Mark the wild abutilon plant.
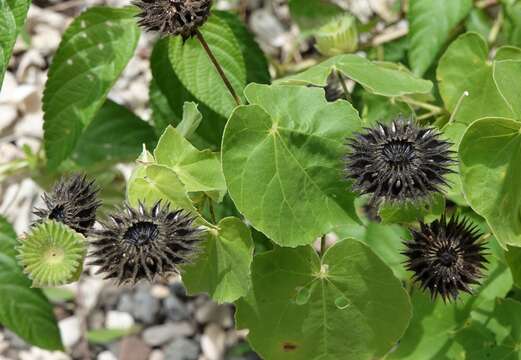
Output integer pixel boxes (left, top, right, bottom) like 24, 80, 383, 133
133, 0, 241, 106
89, 201, 202, 285
33, 174, 101, 236
17, 220, 87, 287
344, 117, 454, 204
402, 215, 488, 302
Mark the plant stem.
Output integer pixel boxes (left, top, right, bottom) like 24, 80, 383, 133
417, 109, 443, 122
476, 0, 498, 8
448, 91, 469, 124
195, 30, 241, 107
489, 7, 503, 44
398, 96, 443, 113
320, 235, 327, 258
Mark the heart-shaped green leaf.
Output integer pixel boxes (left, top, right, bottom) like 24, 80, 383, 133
459, 117, 521, 248
236, 239, 411, 360
437, 33, 521, 125
182, 217, 254, 303
222, 84, 361, 247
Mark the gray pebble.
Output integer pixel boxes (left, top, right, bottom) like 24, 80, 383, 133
164, 296, 191, 322
163, 338, 200, 360
133, 290, 160, 324
143, 322, 195, 347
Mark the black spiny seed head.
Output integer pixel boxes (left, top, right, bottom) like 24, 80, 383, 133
402, 215, 488, 302
89, 201, 203, 285
133, 0, 212, 40
344, 117, 455, 204
33, 174, 101, 236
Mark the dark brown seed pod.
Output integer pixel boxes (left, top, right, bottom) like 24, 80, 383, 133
33, 174, 101, 236
89, 201, 203, 285
344, 117, 455, 204
402, 215, 488, 302
133, 0, 213, 40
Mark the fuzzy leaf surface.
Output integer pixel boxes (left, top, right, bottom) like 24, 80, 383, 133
182, 217, 254, 303
358, 223, 410, 281
407, 0, 472, 76
43, 6, 140, 169
235, 239, 411, 360
437, 33, 520, 125
169, 13, 245, 118
150, 38, 225, 149
154, 126, 226, 201
222, 84, 361, 247
127, 163, 198, 216
176, 102, 203, 139
379, 194, 445, 225
453, 298, 521, 359
0, 217, 63, 350
459, 118, 521, 248
0, 0, 30, 88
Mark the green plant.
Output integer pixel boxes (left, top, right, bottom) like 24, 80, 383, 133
2, 0, 521, 358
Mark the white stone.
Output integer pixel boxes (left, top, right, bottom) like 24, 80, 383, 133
0, 104, 17, 131
58, 316, 81, 348
201, 324, 226, 360
27, 6, 69, 30
19, 348, 70, 360
80, 277, 104, 311
149, 350, 165, 360
14, 112, 44, 138
105, 311, 135, 330
32, 24, 62, 55
0, 72, 17, 103
97, 350, 117, 360
151, 285, 170, 299
15, 50, 46, 83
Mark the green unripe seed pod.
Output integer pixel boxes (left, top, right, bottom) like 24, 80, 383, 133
315, 15, 358, 56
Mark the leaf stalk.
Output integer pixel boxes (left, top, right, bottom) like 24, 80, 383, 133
195, 30, 241, 107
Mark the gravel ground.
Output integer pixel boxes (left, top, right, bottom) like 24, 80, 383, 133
0, 0, 389, 359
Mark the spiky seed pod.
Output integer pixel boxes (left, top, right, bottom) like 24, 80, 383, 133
89, 201, 203, 285
133, 0, 213, 40
17, 220, 87, 287
402, 215, 488, 302
33, 174, 101, 236
344, 117, 455, 203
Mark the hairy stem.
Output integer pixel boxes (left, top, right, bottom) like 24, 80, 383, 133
196, 30, 241, 107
